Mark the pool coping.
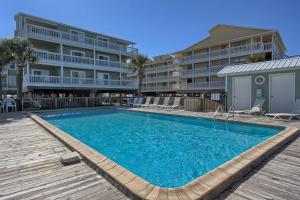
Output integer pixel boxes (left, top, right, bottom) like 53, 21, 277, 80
29, 109, 300, 200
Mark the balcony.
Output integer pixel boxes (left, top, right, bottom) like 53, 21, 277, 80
180, 42, 272, 64
143, 76, 180, 83
182, 81, 225, 90
181, 66, 225, 78
33, 49, 130, 72
142, 85, 180, 92
144, 64, 179, 74
24, 75, 137, 90
26, 24, 137, 56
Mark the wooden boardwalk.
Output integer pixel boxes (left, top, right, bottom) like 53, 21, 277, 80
217, 136, 300, 200
0, 113, 128, 200
0, 111, 299, 200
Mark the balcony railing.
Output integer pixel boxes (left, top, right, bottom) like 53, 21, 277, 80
182, 81, 225, 90
24, 75, 137, 89
180, 42, 272, 64
27, 24, 137, 56
144, 64, 179, 73
181, 65, 225, 77
142, 85, 180, 92
33, 49, 129, 71
143, 75, 180, 83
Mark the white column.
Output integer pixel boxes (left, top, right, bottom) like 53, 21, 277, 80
60, 43, 63, 84
192, 49, 195, 85
228, 42, 231, 65
119, 54, 122, 82
250, 37, 253, 56
271, 32, 275, 60
93, 45, 96, 85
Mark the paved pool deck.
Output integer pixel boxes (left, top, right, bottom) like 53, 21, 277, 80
0, 109, 299, 200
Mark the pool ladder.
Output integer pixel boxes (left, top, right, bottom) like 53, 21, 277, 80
226, 107, 235, 122
213, 105, 224, 121
214, 106, 235, 122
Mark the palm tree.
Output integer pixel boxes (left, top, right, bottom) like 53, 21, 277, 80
0, 39, 14, 99
247, 54, 266, 63
8, 38, 37, 98
128, 54, 149, 96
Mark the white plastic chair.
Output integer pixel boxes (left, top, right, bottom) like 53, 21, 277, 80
4, 98, 17, 112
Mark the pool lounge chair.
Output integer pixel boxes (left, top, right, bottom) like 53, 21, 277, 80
0, 100, 4, 112
140, 97, 152, 108
162, 97, 181, 110
142, 97, 158, 108
265, 99, 300, 121
132, 97, 144, 107
232, 98, 265, 115
147, 97, 161, 109
4, 97, 17, 112
157, 97, 170, 109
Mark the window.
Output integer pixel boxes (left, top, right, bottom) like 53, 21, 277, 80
206, 76, 210, 82
32, 69, 49, 76
97, 54, 109, 61
97, 36, 109, 43
70, 50, 85, 57
71, 70, 85, 78
187, 78, 193, 84
233, 57, 246, 64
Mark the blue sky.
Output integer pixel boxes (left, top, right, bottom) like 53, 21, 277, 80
1, 0, 299, 57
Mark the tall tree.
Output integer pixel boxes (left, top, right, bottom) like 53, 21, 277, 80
0, 39, 14, 99
129, 54, 149, 96
8, 38, 37, 98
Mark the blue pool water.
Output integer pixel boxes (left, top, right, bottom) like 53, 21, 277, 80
41, 109, 281, 188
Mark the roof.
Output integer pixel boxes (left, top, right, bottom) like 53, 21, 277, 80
218, 57, 300, 77
174, 24, 286, 54
15, 12, 135, 45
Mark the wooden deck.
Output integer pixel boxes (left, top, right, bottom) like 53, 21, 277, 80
0, 113, 128, 200
0, 111, 300, 200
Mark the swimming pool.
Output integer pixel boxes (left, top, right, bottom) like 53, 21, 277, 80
41, 109, 281, 188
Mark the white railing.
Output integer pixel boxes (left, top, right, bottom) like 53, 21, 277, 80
144, 64, 179, 73
184, 81, 225, 90
25, 75, 137, 89
33, 49, 128, 70
142, 85, 179, 92
180, 42, 273, 63
143, 76, 180, 83
181, 65, 225, 77
27, 24, 137, 55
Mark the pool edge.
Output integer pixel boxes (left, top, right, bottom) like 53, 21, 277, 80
29, 112, 300, 200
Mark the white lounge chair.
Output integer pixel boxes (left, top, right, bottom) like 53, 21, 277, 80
0, 100, 4, 112
162, 97, 181, 110
157, 97, 170, 109
142, 97, 158, 108
232, 98, 265, 115
140, 97, 152, 108
132, 97, 144, 107
265, 99, 300, 121
147, 97, 161, 109
4, 97, 17, 112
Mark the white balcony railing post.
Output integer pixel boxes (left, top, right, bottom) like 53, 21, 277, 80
27, 24, 137, 55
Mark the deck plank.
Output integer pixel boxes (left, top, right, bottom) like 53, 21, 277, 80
0, 113, 128, 200
1, 111, 300, 200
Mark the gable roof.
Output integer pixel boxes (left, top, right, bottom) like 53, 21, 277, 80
177, 24, 285, 53
218, 57, 300, 77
